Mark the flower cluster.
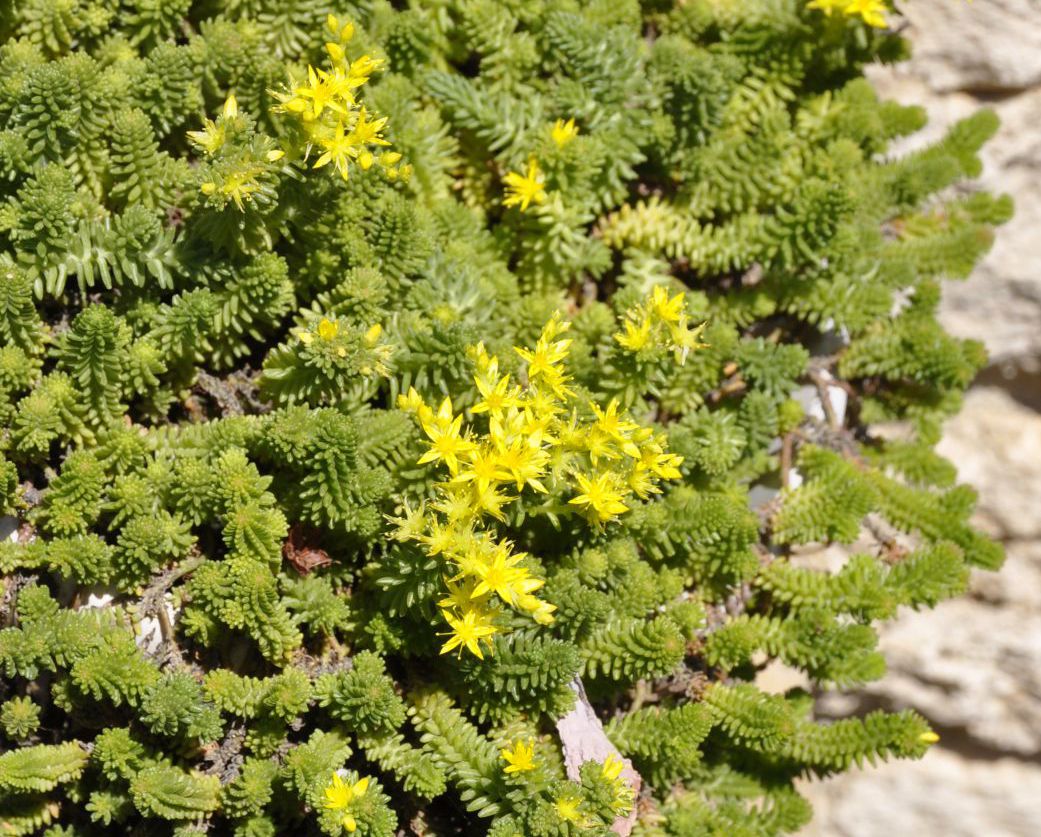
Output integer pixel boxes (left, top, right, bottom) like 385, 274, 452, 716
614, 285, 708, 363
323, 771, 371, 833
272, 16, 409, 181
552, 755, 635, 828
188, 94, 284, 211
295, 316, 393, 378
807, 0, 889, 28
395, 309, 687, 659
601, 753, 635, 817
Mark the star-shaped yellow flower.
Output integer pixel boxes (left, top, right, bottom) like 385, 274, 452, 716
500, 739, 537, 774
502, 158, 547, 212
439, 607, 498, 658
551, 117, 579, 148
323, 772, 370, 833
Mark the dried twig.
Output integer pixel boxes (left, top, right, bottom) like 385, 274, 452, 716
139, 553, 206, 666
556, 677, 646, 836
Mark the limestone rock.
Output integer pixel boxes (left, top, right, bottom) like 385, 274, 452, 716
893, 0, 1041, 93
867, 4, 1041, 367
800, 9, 1041, 835
938, 87, 1041, 367
828, 598, 1041, 756
799, 746, 1041, 837
936, 386, 1041, 541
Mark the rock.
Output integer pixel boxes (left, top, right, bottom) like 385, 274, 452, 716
867, 5, 1041, 368
937, 386, 1041, 542
860, 76, 1041, 367
938, 87, 1041, 368
799, 746, 1041, 837
800, 9, 1041, 835
892, 0, 1041, 93
969, 540, 1041, 610
817, 597, 1041, 757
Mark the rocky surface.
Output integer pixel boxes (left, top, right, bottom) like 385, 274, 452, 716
865, 1, 1041, 368
801, 5, 1041, 833
801, 746, 1041, 837
802, 388, 1041, 835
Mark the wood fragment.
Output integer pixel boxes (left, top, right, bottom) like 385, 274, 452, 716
556, 677, 642, 836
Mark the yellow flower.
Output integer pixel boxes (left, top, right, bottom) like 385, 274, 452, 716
502, 158, 547, 212
437, 576, 481, 611
591, 399, 640, 456
601, 754, 634, 815
554, 792, 585, 824
200, 165, 265, 211
516, 592, 557, 625
323, 772, 370, 833
515, 332, 571, 383
808, 0, 888, 27
470, 482, 513, 521
421, 519, 461, 558
418, 397, 474, 475
640, 444, 684, 480
294, 64, 353, 119
569, 472, 630, 524
453, 445, 507, 494
843, 0, 888, 27
351, 106, 390, 147
470, 544, 540, 605
431, 485, 478, 525
615, 316, 651, 351
346, 55, 386, 89
472, 372, 522, 416
670, 317, 709, 364
649, 285, 686, 325
439, 607, 498, 658
601, 753, 624, 783
317, 318, 339, 341
399, 306, 683, 655
264, 17, 405, 191
313, 118, 361, 180
551, 117, 579, 148
500, 739, 537, 774
188, 123, 224, 155
397, 386, 431, 419
613, 287, 707, 363
363, 323, 382, 345
493, 437, 549, 493
920, 730, 940, 744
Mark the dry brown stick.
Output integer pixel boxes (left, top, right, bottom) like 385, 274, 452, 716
808, 370, 840, 429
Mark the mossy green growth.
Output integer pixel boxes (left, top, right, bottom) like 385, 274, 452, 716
0, 1, 1007, 835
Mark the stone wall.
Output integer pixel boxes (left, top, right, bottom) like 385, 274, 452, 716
800, 3, 1041, 834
